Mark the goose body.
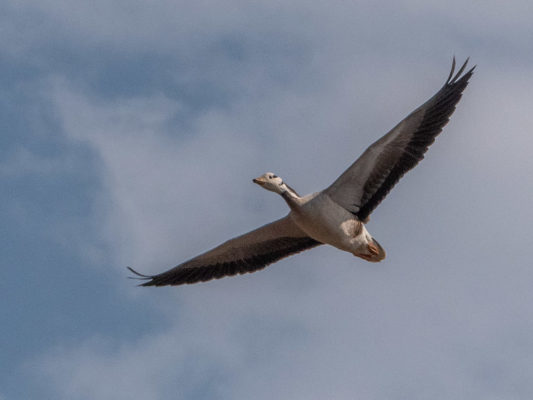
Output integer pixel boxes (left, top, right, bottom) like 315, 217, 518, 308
283, 191, 382, 261
129, 58, 474, 287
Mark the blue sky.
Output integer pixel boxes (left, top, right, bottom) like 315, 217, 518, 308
2, 1, 533, 399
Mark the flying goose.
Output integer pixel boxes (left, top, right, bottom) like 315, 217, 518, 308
129, 58, 474, 287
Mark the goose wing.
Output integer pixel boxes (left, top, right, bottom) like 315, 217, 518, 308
325, 58, 475, 222
128, 216, 321, 286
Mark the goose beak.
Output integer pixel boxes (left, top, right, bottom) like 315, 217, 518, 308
253, 177, 266, 186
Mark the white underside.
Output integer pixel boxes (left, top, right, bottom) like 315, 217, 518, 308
288, 192, 376, 256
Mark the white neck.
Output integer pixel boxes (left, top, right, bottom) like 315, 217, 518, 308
280, 183, 302, 209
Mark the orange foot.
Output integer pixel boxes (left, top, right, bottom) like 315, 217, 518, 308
367, 242, 379, 256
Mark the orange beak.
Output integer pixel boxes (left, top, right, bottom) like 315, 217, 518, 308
253, 177, 266, 186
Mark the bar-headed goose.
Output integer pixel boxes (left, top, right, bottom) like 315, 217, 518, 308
129, 58, 474, 287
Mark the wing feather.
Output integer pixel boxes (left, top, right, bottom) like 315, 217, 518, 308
128, 216, 321, 286
325, 58, 475, 221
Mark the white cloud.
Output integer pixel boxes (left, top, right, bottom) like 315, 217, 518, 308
37, 61, 533, 399
0, 147, 64, 177
4, 0, 533, 69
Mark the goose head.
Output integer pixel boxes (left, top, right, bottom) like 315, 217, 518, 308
253, 172, 285, 194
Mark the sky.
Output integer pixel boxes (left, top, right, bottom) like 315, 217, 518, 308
2, 1, 533, 399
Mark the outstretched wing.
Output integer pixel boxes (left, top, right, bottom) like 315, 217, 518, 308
325, 58, 475, 222
128, 216, 321, 286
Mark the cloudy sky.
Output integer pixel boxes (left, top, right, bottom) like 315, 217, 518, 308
2, 1, 533, 399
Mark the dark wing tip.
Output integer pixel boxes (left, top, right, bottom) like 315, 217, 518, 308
446, 56, 456, 84
446, 57, 475, 85
126, 266, 157, 286
127, 266, 152, 278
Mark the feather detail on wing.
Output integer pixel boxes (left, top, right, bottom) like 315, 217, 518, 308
325, 57, 475, 222
127, 216, 321, 286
